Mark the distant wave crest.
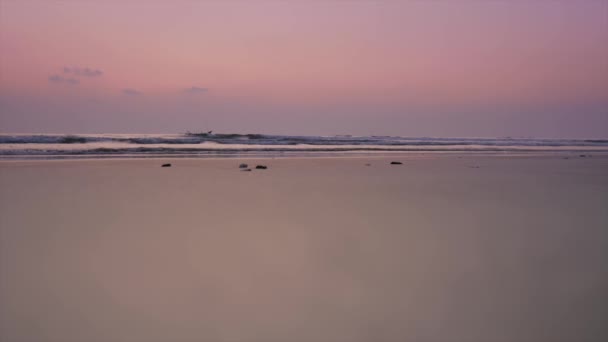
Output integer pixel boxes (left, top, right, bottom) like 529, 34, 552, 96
1, 133, 607, 157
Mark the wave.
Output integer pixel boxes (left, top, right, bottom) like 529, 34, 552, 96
1, 133, 608, 157
2, 133, 608, 146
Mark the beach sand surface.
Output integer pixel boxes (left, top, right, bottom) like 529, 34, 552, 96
1, 155, 607, 342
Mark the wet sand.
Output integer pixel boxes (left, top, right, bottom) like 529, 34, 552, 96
1, 154, 607, 342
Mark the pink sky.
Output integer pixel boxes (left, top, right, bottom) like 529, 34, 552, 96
1, 0, 607, 137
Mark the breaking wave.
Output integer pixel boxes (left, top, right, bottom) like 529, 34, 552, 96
1, 133, 607, 158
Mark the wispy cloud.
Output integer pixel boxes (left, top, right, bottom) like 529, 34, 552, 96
122, 88, 142, 96
48, 75, 79, 85
63, 67, 103, 77
184, 86, 209, 94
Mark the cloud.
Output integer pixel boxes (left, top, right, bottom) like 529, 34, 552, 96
63, 67, 103, 77
122, 88, 142, 96
184, 86, 209, 94
48, 75, 79, 85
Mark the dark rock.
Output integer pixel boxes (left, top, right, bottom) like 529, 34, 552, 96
390, 161, 403, 165
255, 165, 268, 169
580, 154, 587, 157
365, 163, 371, 166
161, 163, 172, 167
241, 168, 252, 172
239, 163, 248, 168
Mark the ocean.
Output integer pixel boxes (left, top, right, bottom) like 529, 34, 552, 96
1, 133, 607, 158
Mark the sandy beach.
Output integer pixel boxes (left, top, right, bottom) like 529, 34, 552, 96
1, 154, 607, 342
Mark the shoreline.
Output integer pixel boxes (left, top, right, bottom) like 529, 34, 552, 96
2, 150, 608, 162
2, 133, 608, 160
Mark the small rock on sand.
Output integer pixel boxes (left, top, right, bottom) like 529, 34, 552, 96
580, 155, 587, 158
161, 163, 172, 167
390, 161, 403, 165
239, 163, 248, 168
255, 165, 268, 169
365, 163, 371, 166
241, 168, 252, 172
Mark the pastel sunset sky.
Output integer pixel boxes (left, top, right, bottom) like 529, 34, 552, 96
1, 0, 607, 138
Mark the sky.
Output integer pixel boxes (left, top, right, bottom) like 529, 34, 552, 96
1, 0, 607, 138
